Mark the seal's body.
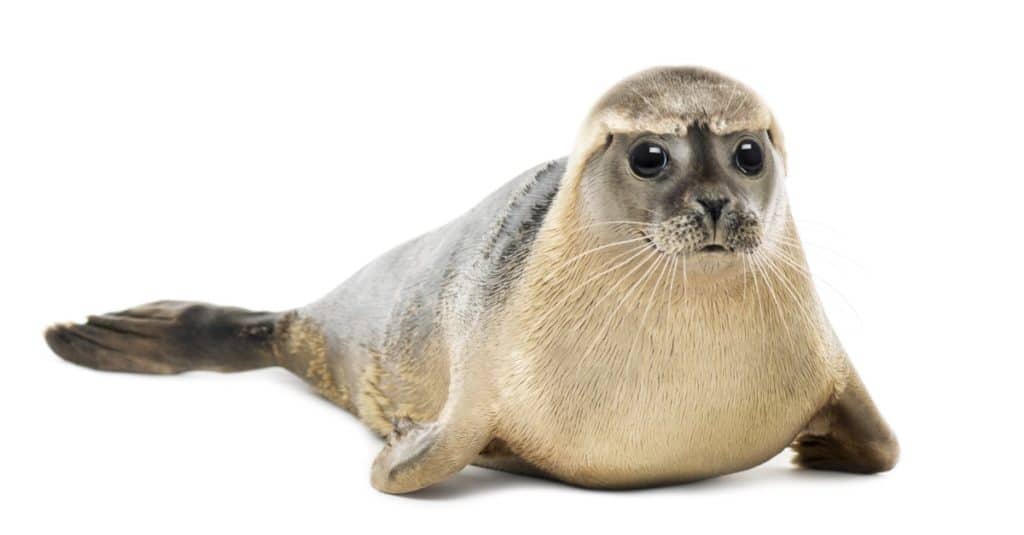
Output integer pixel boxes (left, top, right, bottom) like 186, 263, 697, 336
46, 67, 898, 493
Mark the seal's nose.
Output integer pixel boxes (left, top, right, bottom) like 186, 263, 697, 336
696, 198, 729, 224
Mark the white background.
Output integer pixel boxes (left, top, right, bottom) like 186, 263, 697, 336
2, 1, 1021, 533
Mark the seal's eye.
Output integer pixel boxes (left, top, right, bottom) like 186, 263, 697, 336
734, 139, 764, 176
629, 142, 669, 179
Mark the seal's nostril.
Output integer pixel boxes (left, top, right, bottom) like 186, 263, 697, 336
697, 198, 729, 223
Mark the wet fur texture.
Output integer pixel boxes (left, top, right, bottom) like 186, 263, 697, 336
45, 66, 897, 493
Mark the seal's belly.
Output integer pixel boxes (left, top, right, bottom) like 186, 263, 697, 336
500, 343, 832, 487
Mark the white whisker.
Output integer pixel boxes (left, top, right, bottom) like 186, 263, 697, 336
574, 249, 660, 321
626, 255, 671, 358
579, 251, 663, 363
546, 236, 650, 277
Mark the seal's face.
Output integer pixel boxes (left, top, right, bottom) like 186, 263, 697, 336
582, 124, 784, 274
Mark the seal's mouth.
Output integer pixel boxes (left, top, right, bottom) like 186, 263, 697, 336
642, 234, 735, 256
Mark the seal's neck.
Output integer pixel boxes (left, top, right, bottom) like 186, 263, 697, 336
515, 194, 826, 356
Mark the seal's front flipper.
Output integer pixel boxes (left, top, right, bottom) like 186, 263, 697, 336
370, 416, 494, 494
791, 368, 899, 474
370, 348, 497, 494
45, 301, 282, 374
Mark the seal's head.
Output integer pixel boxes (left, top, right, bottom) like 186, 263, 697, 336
565, 67, 789, 276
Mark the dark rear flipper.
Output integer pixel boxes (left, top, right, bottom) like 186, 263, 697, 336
45, 301, 284, 374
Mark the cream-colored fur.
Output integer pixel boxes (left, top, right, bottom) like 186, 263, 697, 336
376, 67, 827, 488
488, 67, 841, 482
495, 209, 844, 486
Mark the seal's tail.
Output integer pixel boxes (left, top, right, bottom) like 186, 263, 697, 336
44, 301, 287, 374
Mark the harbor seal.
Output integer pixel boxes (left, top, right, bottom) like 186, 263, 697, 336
45, 66, 898, 493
